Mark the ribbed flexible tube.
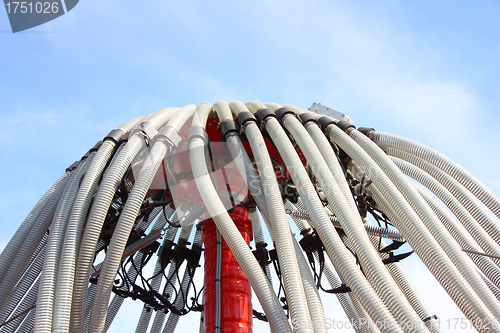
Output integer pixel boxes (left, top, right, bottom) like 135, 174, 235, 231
150, 222, 193, 333
389, 155, 500, 264
218, 100, 314, 332
245, 100, 402, 333
0, 277, 40, 332
413, 184, 500, 289
330, 127, 498, 331
351, 130, 500, 319
162, 229, 203, 333
0, 235, 46, 325
247, 211, 273, 283
54, 121, 140, 333
88, 105, 196, 333
372, 131, 500, 219
383, 146, 500, 246
189, 102, 291, 333
35, 155, 96, 332
0, 173, 67, 284
0, 163, 71, 309
362, 218, 441, 333
273, 107, 423, 332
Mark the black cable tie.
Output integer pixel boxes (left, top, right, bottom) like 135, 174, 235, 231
298, 112, 317, 127
255, 108, 277, 129
218, 120, 239, 141
188, 126, 209, 145
423, 315, 438, 323
335, 120, 356, 132
275, 107, 295, 124
156, 125, 183, 149
104, 129, 125, 144
317, 116, 337, 133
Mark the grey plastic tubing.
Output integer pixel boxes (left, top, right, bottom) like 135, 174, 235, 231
245, 101, 403, 333
42, 117, 141, 333
135, 206, 177, 333
349, 130, 500, 320
34, 154, 98, 332
267, 102, 424, 332
229, 101, 325, 332
383, 146, 500, 247
87, 105, 196, 333
393, 156, 500, 273
0, 163, 72, 310
69, 109, 177, 332
325, 123, 500, 331
286, 199, 371, 333
371, 131, 500, 220
0, 172, 67, 285
223, 100, 315, 332
189, 102, 292, 333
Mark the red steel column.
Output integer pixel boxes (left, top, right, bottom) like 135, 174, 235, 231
201, 206, 253, 333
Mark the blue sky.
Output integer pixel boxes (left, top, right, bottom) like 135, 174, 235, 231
1, 1, 499, 332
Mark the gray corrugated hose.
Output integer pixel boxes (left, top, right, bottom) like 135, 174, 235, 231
245, 100, 403, 333
327, 125, 499, 331
189, 102, 292, 333
349, 129, 500, 320
371, 131, 500, 220
88, 105, 196, 333
221, 100, 315, 332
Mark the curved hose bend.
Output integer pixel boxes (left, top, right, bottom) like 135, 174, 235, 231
372, 131, 500, 219
190, 102, 292, 333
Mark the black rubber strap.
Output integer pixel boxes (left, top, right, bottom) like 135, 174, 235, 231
317, 116, 336, 132
299, 112, 317, 126
188, 126, 209, 145
219, 120, 239, 141
157, 125, 183, 149
104, 129, 125, 144
335, 120, 356, 132
275, 107, 295, 124
255, 108, 277, 128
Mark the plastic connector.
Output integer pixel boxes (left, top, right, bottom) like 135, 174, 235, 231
188, 126, 209, 145
236, 111, 257, 127
275, 107, 295, 124
156, 125, 183, 149
317, 116, 336, 132
335, 120, 356, 132
357, 127, 375, 138
138, 121, 159, 141
104, 129, 125, 144
219, 120, 239, 141
255, 108, 277, 128
298, 112, 317, 127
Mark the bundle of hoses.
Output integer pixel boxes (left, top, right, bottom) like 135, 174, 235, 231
0, 100, 498, 333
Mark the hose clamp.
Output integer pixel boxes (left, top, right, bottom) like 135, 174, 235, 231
335, 120, 356, 132
298, 112, 318, 127
218, 120, 239, 141
157, 125, 183, 149
130, 121, 159, 146
255, 108, 277, 130
188, 126, 209, 145
357, 127, 375, 139
317, 116, 337, 133
66, 160, 80, 172
103, 128, 125, 144
275, 107, 296, 124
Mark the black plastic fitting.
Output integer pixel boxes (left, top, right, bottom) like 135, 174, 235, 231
335, 120, 356, 132
255, 108, 277, 128
104, 129, 125, 144
357, 127, 375, 137
188, 126, 209, 145
236, 111, 257, 127
298, 112, 317, 127
275, 107, 295, 124
219, 120, 239, 141
317, 116, 336, 132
